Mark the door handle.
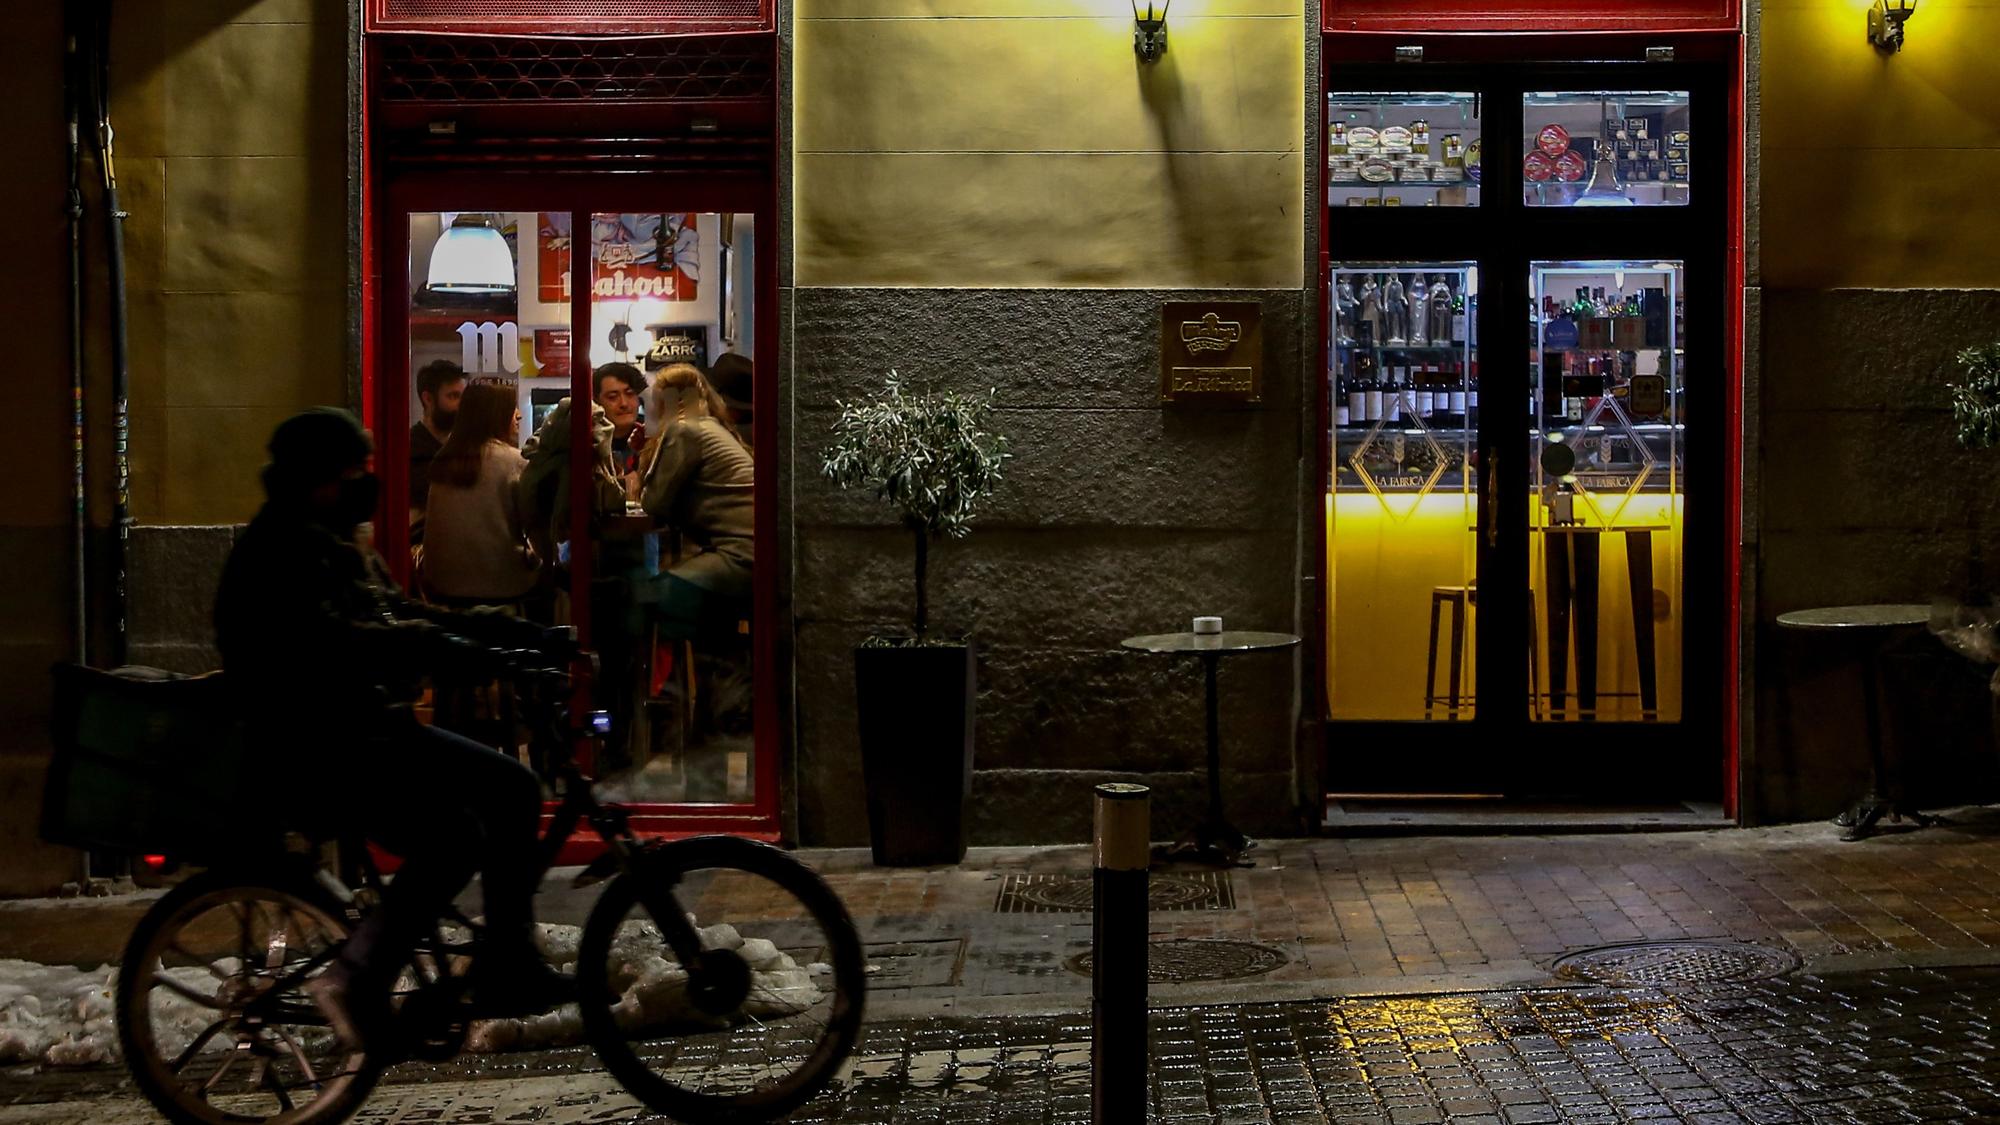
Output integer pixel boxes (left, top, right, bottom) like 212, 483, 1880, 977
1484, 449, 1500, 548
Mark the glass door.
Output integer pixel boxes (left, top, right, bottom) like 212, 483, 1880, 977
1528, 261, 1684, 724
1321, 61, 1728, 799
385, 184, 776, 842
1328, 262, 1481, 722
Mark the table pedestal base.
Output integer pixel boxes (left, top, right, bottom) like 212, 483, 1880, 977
1154, 818, 1253, 867
1834, 796, 1940, 842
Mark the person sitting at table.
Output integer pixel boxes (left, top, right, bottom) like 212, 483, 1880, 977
593, 362, 648, 504
421, 377, 541, 612
633, 363, 754, 639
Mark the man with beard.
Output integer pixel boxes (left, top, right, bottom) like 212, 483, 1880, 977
409, 359, 466, 543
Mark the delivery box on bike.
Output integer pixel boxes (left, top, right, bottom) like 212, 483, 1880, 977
43, 663, 276, 865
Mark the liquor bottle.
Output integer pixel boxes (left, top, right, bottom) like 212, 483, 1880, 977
1336, 390, 1351, 428
1360, 351, 1382, 424
1414, 364, 1435, 419
1408, 273, 1429, 346
1384, 274, 1409, 344
1359, 276, 1384, 343
1449, 361, 1469, 419
1336, 278, 1359, 344
1451, 293, 1468, 344
1383, 353, 1401, 423
1344, 371, 1363, 427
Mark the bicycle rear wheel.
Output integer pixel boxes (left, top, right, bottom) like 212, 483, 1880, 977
575, 836, 866, 1123
117, 870, 381, 1125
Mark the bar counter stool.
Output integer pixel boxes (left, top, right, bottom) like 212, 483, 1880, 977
1425, 582, 1540, 718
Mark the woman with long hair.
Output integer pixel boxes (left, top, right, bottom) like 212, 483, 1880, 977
421, 377, 541, 607
634, 362, 754, 636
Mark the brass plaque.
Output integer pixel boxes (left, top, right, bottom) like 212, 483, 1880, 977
1160, 302, 1263, 404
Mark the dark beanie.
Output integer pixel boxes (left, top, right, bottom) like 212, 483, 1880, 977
266, 408, 373, 488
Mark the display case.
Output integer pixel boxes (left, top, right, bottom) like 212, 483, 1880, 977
1331, 263, 1479, 511
1327, 93, 1483, 209
1521, 91, 1692, 208
1529, 261, 1683, 525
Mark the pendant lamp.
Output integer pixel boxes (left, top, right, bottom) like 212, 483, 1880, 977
428, 214, 516, 295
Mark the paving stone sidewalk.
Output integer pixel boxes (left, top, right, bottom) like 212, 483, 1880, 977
9, 809, 2000, 1011
10, 964, 2000, 1123
793, 807, 2000, 1014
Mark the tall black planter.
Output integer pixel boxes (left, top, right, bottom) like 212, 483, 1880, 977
854, 642, 975, 866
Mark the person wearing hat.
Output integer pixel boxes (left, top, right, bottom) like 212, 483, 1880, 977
705, 352, 754, 450
214, 408, 569, 1047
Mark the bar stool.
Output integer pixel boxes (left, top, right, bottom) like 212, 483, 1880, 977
1425, 583, 1541, 718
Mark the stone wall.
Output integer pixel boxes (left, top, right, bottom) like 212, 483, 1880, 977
1749, 0, 2000, 822
787, 289, 1308, 845
1747, 290, 2000, 823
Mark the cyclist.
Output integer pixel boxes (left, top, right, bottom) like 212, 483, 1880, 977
213, 408, 569, 1048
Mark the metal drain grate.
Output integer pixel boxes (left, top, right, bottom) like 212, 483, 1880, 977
994, 872, 1234, 914
1067, 939, 1288, 983
1552, 940, 1800, 986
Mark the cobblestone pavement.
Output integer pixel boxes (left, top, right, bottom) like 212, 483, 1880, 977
10, 963, 2000, 1123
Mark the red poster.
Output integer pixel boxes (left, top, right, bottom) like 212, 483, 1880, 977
538, 212, 571, 304
590, 213, 698, 302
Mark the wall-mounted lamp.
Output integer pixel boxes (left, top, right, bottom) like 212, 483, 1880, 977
1133, 0, 1169, 62
1868, 0, 1917, 52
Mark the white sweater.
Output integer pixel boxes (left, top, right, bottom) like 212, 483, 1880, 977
422, 440, 540, 600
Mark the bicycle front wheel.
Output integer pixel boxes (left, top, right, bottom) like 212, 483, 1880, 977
117, 869, 380, 1125
575, 836, 865, 1123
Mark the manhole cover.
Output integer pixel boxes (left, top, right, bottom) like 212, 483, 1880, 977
1552, 940, 1799, 986
995, 872, 1233, 914
1066, 939, 1288, 983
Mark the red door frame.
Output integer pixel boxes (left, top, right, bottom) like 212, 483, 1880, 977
368, 174, 783, 854
1315, 27, 1746, 819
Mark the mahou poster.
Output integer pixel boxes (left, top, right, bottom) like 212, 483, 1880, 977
536, 213, 699, 305
537, 212, 571, 304
591, 213, 699, 302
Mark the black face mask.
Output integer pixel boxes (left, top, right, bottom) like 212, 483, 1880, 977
334, 472, 380, 529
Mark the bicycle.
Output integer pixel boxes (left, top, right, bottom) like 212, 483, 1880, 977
51, 633, 865, 1125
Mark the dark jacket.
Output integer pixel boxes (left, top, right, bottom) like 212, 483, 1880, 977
215, 502, 435, 731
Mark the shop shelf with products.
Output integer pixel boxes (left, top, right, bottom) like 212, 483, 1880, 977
1331, 264, 1480, 502
1327, 92, 1482, 209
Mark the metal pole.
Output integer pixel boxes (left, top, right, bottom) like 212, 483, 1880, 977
89, 0, 131, 666
64, 3, 88, 664
1091, 782, 1149, 1124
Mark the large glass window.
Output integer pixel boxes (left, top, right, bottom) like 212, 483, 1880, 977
404, 208, 760, 806
1521, 92, 1691, 208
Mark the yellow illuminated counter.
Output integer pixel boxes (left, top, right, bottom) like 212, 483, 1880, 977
1325, 487, 1683, 724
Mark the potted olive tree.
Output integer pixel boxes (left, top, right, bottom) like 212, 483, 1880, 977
822, 373, 1011, 866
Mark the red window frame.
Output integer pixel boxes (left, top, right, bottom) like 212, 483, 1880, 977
1314, 29, 1747, 817
374, 180, 782, 854
1324, 0, 1736, 34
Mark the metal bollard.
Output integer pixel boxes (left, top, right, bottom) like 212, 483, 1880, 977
1092, 782, 1150, 1123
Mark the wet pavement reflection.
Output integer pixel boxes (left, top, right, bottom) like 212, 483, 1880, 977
11, 963, 2000, 1122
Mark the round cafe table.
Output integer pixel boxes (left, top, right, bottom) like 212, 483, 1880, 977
1776, 604, 1939, 842
1121, 630, 1300, 865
